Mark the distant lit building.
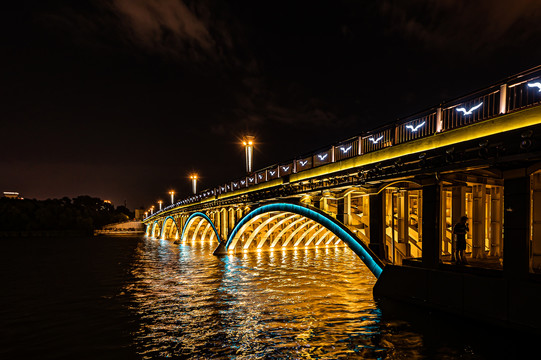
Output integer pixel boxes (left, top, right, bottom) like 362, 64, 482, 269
135, 209, 145, 221
3, 191, 21, 199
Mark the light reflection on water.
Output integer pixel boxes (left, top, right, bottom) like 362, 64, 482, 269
127, 239, 389, 359
1, 236, 532, 359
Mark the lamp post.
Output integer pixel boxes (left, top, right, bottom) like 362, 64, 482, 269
169, 190, 175, 205
242, 136, 255, 174
190, 174, 198, 194
150, 206, 154, 215
158, 200, 163, 211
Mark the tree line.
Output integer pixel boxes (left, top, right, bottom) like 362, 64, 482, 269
0, 196, 134, 233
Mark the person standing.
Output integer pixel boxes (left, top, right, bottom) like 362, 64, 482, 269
453, 216, 469, 265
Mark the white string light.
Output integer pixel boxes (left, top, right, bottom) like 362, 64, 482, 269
456, 102, 483, 115
528, 82, 541, 92
405, 121, 425, 132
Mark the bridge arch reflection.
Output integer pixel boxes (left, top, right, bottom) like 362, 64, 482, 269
225, 202, 384, 278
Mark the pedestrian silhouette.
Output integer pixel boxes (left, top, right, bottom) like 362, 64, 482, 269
453, 216, 469, 265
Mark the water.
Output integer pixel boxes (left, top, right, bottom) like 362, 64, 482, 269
0, 236, 536, 359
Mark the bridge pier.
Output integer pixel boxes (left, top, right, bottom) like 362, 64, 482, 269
422, 184, 441, 269
369, 193, 385, 259
503, 173, 530, 278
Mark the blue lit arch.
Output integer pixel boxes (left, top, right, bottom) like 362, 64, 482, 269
225, 203, 384, 278
150, 220, 160, 238
160, 216, 180, 239
181, 212, 222, 243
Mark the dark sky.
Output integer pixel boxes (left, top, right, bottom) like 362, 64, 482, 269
2, 0, 541, 209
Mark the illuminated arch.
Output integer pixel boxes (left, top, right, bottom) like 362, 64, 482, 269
270, 217, 308, 247
294, 223, 321, 246
160, 216, 179, 240
257, 214, 299, 248
242, 212, 282, 249
315, 229, 333, 245
191, 218, 207, 241
282, 220, 316, 247
145, 223, 152, 237
180, 212, 222, 243
306, 227, 327, 246
225, 203, 384, 278
151, 220, 160, 238
200, 222, 212, 241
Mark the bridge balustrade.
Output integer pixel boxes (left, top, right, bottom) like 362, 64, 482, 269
295, 156, 312, 172
361, 127, 393, 154
442, 88, 501, 130
395, 111, 437, 144
256, 170, 267, 184
313, 147, 333, 166
507, 73, 541, 112
334, 137, 359, 161
279, 163, 293, 176
268, 167, 279, 180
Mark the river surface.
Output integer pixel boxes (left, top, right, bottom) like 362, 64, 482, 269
0, 236, 536, 359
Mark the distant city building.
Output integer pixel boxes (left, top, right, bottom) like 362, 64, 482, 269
135, 209, 145, 221
3, 191, 21, 199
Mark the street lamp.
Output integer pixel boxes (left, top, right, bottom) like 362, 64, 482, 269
242, 136, 255, 174
158, 200, 163, 211
190, 174, 198, 194
150, 206, 154, 215
169, 190, 175, 205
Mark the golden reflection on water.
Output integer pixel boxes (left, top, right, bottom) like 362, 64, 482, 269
125, 238, 416, 359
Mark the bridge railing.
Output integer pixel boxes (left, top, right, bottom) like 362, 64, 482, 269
441, 86, 502, 130
334, 137, 359, 161
507, 72, 541, 112
361, 127, 394, 154
144, 66, 541, 221
395, 110, 438, 144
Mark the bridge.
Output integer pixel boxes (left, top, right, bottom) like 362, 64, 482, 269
143, 66, 541, 290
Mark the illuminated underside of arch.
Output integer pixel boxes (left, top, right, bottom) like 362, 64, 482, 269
225, 203, 384, 278
180, 212, 222, 243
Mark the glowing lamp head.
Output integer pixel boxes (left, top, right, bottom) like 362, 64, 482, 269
242, 136, 255, 147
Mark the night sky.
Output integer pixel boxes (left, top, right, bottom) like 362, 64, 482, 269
2, 1, 541, 210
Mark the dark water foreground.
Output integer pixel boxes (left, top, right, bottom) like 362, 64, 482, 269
0, 236, 536, 359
